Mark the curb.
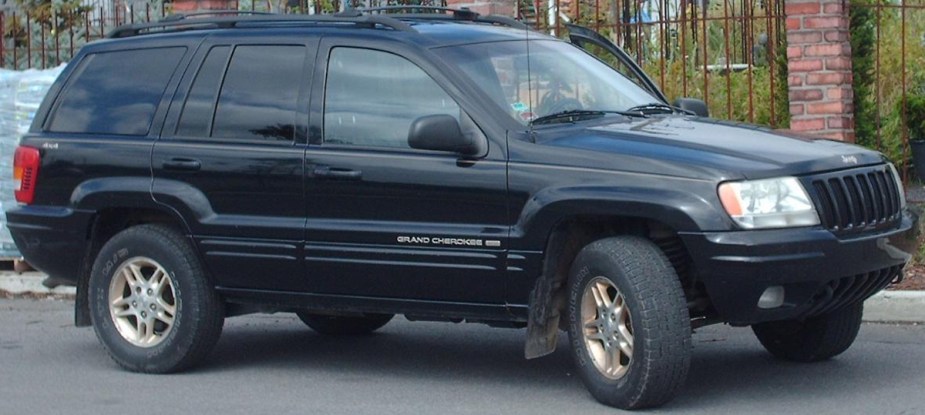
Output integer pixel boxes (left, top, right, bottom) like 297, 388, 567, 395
1, 272, 923, 323
0, 271, 75, 297
863, 290, 925, 324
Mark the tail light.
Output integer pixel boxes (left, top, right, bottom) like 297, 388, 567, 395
13, 146, 40, 205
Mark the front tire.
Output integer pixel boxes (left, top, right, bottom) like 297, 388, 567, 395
752, 302, 863, 362
566, 236, 691, 410
89, 224, 224, 373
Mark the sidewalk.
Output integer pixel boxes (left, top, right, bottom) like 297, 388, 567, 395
1, 271, 922, 323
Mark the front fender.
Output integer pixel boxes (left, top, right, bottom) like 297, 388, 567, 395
511, 182, 730, 250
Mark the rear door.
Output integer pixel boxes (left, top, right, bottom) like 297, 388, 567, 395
153, 34, 317, 292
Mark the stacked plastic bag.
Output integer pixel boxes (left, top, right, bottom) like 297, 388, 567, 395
0, 64, 66, 258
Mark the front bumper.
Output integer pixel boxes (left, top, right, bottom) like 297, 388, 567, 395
679, 210, 917, 325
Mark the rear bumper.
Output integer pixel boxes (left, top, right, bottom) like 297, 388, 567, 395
680, 210, 917, 325
6, 205, 94, 285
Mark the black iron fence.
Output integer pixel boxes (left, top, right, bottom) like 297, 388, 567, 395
850, 0, 925, 178
0, 0, 787, 128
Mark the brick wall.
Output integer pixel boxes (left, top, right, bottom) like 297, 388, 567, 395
785, 0, 854, 142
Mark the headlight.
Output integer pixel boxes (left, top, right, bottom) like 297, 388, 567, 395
887, 163, 907, 209
718, 177, 820, 229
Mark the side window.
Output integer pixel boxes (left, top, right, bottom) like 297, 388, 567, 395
176, 46, 230, 137
178, 45, 306, 141
323, 48, 459, 149
48, 47, 185, 135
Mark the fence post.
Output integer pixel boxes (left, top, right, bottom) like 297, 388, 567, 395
785, 0, 854, 142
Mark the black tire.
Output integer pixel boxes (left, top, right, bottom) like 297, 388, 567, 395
88, 224, 224, 373
752, 302, 863, 362
566, 236, 691, 410
296, 312, 393, 335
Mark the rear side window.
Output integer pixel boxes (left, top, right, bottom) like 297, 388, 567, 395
176, 46, 231, 138
210, 45, 306, 141
48, 47, 185, 136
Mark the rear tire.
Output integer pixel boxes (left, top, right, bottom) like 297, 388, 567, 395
88, 224, 224, 373
296, 312, 393, 335
566, 236, 691, 410
752, 302, 863, 362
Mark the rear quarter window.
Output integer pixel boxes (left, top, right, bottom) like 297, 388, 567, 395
47, 47, 186, 136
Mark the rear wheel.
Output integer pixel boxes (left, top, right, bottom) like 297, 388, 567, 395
296, 312, 393, 335
566, 236, 691, 410
752, 302, 863, 362
89, 224, 224, 373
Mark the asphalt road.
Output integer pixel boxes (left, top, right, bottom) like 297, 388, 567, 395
1, 298, 923, 415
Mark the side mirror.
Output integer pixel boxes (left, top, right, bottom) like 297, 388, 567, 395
673, 98, 710, 118
408, 114, 485, 156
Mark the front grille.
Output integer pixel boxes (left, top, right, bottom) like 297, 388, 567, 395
802, 265, 902, 318
807, 165, 902, 232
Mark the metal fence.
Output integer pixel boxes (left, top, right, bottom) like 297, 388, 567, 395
850, 0, 925, 177
0, 0, 787, 128
0, 0, 446, 70
520, 0, 789, 128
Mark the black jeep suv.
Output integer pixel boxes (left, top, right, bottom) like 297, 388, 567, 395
7, 8, 916, 410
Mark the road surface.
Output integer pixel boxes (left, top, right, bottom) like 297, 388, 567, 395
1, 298, 923, 414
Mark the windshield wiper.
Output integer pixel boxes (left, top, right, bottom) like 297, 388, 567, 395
625, 102, 679, 115
530, 109, 644, 126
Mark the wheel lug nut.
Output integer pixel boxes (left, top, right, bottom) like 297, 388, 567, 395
141, 311, 147, 318
150, 304, 156, 311
147, 289, 153, 295
131, 301, 137, 307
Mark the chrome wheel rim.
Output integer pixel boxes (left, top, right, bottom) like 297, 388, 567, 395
581, 276, 634, 380
108, 257, 177, 348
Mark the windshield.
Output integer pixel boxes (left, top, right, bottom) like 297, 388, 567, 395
435, 40, 659, 125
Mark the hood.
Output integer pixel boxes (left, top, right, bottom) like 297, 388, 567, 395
536, 115, 885, 180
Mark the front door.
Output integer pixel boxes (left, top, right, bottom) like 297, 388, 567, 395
567, 24, 669, 103
302, 40, 509, 304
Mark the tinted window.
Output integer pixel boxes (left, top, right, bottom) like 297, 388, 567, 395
212, 45, 306, 141
324, 48, 459, 148
176, 46, 230, 137
49, 47, 185, 135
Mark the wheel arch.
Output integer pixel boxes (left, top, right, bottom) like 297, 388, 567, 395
75, 206, 193, 327
523, 212, 705, 359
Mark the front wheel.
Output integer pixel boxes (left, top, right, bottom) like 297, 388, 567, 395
752, 302, 863, 362
566, 236, 691, 410
89, 224, 224, 373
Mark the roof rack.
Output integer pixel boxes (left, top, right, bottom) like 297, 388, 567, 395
159, 10, 274, 22
106, 7, 528, 39
107, 10, 414, 39
360, 6, 528, 29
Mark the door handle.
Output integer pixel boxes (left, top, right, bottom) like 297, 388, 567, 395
162, 158, 202, 171
313, 166, 362, 181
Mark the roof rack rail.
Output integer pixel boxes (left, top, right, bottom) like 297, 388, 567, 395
107, 11, 414, 39
360, 6, 528, 30
159, 10, 274, 22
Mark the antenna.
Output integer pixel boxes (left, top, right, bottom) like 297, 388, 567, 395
525, 17, 534, 129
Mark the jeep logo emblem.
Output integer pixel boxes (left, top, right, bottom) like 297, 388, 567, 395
841, 155, 859, 165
